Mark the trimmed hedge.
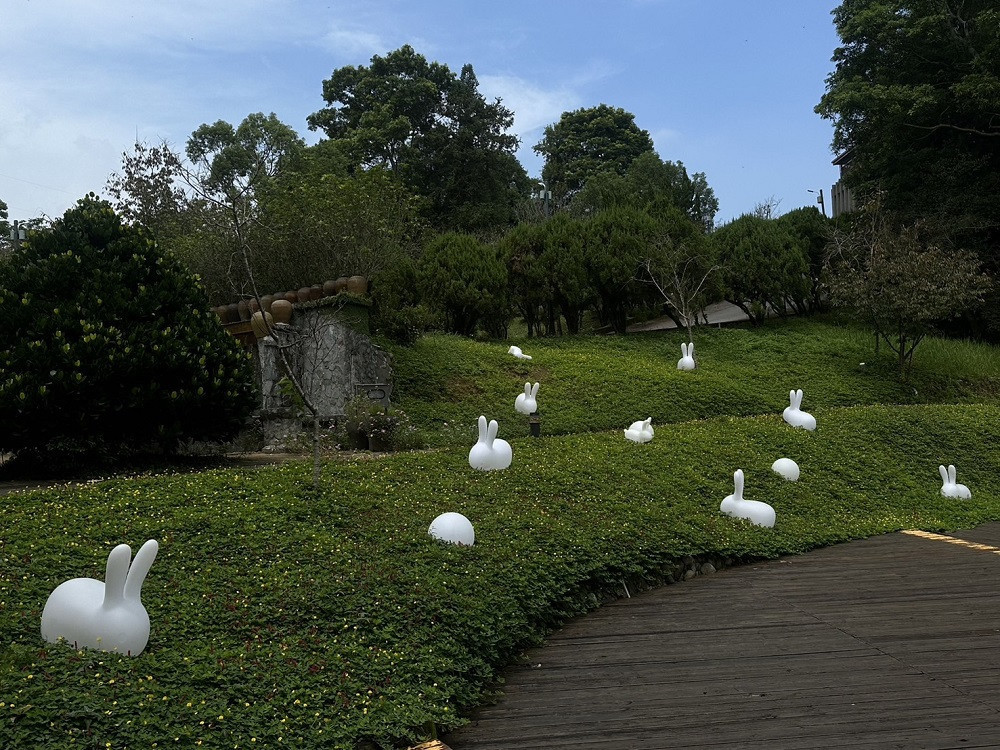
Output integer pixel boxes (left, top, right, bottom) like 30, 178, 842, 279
2, 402, 999, 748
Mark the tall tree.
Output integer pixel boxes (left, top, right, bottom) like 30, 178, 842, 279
815, 0, 1000, 241
534, 105, 655, 206
308, 45, 528, 234
573, 151, 719, 231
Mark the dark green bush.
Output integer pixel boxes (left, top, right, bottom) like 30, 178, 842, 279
0, 195, 256, 463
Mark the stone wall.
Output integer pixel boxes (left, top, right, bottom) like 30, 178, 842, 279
256, 299, 392, 444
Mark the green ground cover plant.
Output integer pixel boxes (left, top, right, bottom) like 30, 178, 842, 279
1, 402, 999, 748
2, 319, 999, 748
386, 317, 1000, 446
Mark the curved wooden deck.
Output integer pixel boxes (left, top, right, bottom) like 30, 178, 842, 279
445, 524, 1000, 750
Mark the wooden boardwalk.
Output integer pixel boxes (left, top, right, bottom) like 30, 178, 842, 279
445, 525, 1000, 750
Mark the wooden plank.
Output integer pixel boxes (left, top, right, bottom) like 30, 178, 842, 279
445, 525, 1000, 750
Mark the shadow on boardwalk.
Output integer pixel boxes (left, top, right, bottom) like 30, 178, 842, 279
446, 525, 1000, 750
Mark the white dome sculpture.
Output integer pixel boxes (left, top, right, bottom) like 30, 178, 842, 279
624, 418, 654, 443
508, 345, 532, 360
939, 464, 971, 499
720, 470, 775, 528
515, 382, 539, 415
782, 389, 816, 431
429, 512, 475, 546
771, 457, 800, 481
677, 342, 695, 371
41, 540, 159, 656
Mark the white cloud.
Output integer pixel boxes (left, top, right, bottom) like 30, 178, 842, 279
321, 26, 387, 59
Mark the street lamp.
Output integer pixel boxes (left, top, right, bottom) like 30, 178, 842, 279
807, 189, 826, 218
534, 181, 551, 217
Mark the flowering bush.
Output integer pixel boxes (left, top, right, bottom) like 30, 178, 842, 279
0, 195, 256, 463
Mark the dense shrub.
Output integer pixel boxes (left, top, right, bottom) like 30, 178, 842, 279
712, 214, 810, 322
0, 195, 257, 462
416, 232, 509, 336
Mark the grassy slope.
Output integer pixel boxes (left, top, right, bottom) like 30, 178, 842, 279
2, 319, 1000, 749
387, 317, 1000, 445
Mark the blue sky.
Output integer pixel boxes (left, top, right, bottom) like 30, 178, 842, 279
0, 0, 842, 225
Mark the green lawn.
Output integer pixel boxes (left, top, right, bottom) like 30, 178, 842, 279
1, 318, 999, 749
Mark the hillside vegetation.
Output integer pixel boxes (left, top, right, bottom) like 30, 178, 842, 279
2, 319, 999, 749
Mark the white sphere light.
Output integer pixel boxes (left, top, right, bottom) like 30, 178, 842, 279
771, 458, 800, 481
429, 512, 475, 546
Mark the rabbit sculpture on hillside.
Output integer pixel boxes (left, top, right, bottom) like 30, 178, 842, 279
469, 416, 513, 470
508, 345, 532, 360
41, 539, 159, 656
782, 389, 816, 431
515, 382, 540, 415
677, 342, 695, 371
624, 418, 654, 444
720, 470, 775, 528
939, 464, 971, 499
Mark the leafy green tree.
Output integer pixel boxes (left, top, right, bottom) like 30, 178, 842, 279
815, 1, 1000, 242
416, 233, 509, 336
573, 151, 719, 231
584, 207, 660, 334
308, 45, 528, 234
541, 214, 594, 334
499, 221, 551, 336
534, 105, 655, 206
711, 214, 811, 324
0, 195, 256, 463
828, 203, 991, 374
777, 206, 834, 311
260, 163, 424, 294
641, 206, 720, 342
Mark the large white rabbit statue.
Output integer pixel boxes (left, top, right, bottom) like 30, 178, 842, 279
939, 464, 971, 499
41, 539, 159, 656
782, 389, 816, 431
515, 382, 540, 415
720, 470, 775, 528
429, 512, 475, 546
624, 417, 654, 444
486, 419, 513, 470
677, 342, 695, 371
469, 415, 492, 470
508, 345, 532, 360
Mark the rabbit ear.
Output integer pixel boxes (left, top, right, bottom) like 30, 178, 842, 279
939, 465, 949, 484
789, 389, 797, 407
477, 415, 488, 441
531, 382, 539, 398
124, 540, 158, 601
681, 343, 687, 356
796, 389, 804, 407
524, 382, 531, 396
487, 419, 499, 443
688, 342, 694, 356
948, 465, 957, 483
733, 469, 744, 498
103, 544, 133, 605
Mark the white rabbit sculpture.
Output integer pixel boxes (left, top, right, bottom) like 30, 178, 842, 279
429, 512, 475, 546
487, 419, 513, 470
469, 416, 513, 470
624, 417, 654, 444
677, 342, 695, 371
508, 345, 532, 360
515, 382, 539, 415
41, 539, 159, 656
771, 457, 800, 481
469, 415, 492, 469
782, 389, 816, 431
720, 470, 775, 528
939, 464, 971, 499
